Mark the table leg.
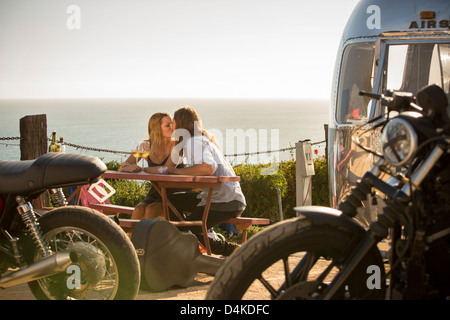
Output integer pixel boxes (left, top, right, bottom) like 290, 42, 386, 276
202, 188, 214, 255
66, 185, 82, 205
153, 183, 215, 256
152, 183, 185, 221
160, 186, 169, 220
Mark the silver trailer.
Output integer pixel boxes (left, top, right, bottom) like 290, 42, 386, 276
329, 0, 450, 225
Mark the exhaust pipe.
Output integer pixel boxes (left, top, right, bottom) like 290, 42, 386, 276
0, 251, 76, 289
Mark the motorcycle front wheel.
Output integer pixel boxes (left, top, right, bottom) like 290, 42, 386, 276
206, 217, 386, 300
27, 206, 140, 300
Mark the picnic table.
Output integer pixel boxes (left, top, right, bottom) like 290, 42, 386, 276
87, 171, 270, 255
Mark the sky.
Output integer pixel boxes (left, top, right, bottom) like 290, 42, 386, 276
0, 0, 360, 100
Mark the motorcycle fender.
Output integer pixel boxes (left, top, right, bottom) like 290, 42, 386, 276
294, 206, 366, 235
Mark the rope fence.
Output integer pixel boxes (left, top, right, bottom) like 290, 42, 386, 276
0, 136, 326, 159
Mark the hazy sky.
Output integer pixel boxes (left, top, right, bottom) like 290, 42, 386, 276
0, 0, 360, 100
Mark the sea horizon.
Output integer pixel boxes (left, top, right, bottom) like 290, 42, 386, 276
0, 97, 330, 164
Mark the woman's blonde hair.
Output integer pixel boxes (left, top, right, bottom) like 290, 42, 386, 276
148, 112, 172, 151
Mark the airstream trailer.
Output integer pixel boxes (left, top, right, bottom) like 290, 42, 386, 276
329, 0, 450, 225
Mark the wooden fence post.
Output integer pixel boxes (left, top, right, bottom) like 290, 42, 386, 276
19, 114, 47, 160
19, 114, 48, 207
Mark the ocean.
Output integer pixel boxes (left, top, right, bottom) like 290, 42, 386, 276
0, 98, 329, 165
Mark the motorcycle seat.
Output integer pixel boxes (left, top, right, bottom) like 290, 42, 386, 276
0, 153, 107, 195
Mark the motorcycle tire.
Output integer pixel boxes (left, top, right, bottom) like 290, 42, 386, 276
26, 206, 140, 300
206, 217, 386, 300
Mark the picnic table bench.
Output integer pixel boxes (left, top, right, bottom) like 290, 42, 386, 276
89, 203, 269, 243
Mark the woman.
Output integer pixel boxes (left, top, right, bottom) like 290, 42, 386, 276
120, 112, 179, 220
165, 106, 247, 256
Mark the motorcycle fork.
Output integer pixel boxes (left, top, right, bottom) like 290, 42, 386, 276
322, 159, 387, 299
323, 197, 409, 299
323, 185, 411, 299
322, 233, 379, 299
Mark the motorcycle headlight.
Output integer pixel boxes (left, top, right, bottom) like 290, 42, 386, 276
381, 118, 418, 166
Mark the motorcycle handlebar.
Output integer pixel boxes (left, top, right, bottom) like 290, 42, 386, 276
359, 90, 420, 113
359, 91, 382, 100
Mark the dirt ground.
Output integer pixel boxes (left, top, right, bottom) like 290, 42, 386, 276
0, 242, 390, 300
0, 254, 301, 300
0, 274, 215, 300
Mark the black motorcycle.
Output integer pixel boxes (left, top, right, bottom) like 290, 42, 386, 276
206, 84, 450, 300
0, 152, 140, 299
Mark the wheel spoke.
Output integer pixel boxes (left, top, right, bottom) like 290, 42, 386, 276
257, 274, 280, 299
283, 257, 292, 288
292, 252, 318, 283
315, 259, 338, 284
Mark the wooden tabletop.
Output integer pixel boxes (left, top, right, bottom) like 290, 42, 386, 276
102, 170, 240, 183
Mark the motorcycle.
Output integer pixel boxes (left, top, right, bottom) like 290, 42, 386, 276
206, 84, 450, 300
0, 152, 140, 300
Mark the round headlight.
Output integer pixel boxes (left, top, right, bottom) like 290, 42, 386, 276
381, 118, 418, 166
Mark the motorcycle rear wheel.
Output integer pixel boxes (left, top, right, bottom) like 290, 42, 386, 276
206, 217, 386, 300
27, 206, 140, 300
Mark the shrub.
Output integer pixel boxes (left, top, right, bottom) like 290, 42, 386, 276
233, 163, 287, 220
253, 158, 329, 220
311, 157, 329, 207
104, 160, 150, 207
278, 160, 297, 219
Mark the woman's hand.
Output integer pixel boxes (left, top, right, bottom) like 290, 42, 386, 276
120, 162, 142, 173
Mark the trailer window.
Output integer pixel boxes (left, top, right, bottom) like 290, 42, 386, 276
386, 43, 450, 100
336, 42, 376, 124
